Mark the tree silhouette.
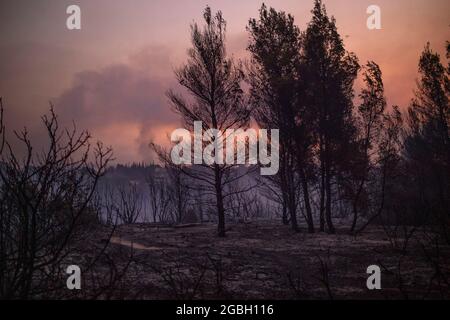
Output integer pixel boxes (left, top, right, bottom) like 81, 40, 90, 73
405, 42, 450, 241
247, 4, 306, 232
302, 0, 359, 233
166, 7, 250, 237
0, 99, 114, 298
349, 61, 387, 232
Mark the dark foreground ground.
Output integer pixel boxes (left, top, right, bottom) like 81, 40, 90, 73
81, 221, 450, 300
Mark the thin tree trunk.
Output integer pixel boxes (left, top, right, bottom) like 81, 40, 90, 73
300, 168, 314, 233
281, 166, 289, 226
356, 161, 388, 234
325, 163, 335, 234
215, 165, 226, 237
287, 168, 299, 232
282, 198, 289, 225
319, 139, 325, 232
350, 179, 365, 233
288, 193, 299, 232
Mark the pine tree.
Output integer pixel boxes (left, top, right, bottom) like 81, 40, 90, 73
167, 7, 250, 237
247, 4, 305, 232
405, 42, 450, 239
303, 0, 359, 233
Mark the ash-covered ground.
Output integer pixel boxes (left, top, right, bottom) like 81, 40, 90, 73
77, 221, 450, 300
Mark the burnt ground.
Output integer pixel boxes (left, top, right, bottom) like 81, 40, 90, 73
82, 221, 450, 300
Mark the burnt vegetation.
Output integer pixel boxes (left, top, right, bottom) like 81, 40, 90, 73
0, 0, 449, 299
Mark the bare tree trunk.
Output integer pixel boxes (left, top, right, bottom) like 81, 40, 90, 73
288, 193, 299, 232
300, 168, 314, 233
319, 139, 326, 232
279, 158, 290, 226
350, 179, 365, 233
286, 166, 299, 232
356, 162, 388, 234
325, 163, 335, 234
320, 168, 326, 232
215, 165, 226, 237
282, 194, 289, 225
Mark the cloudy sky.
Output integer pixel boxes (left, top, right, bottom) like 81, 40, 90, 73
0, 0, 449, 163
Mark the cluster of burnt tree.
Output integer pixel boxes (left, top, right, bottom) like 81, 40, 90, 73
98, 163, 269, 226
156, 1, 449, 238
0, 0, 448, 299
0, 103, 128, 299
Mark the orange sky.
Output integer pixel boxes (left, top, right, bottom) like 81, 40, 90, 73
0, 0, 449, 163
